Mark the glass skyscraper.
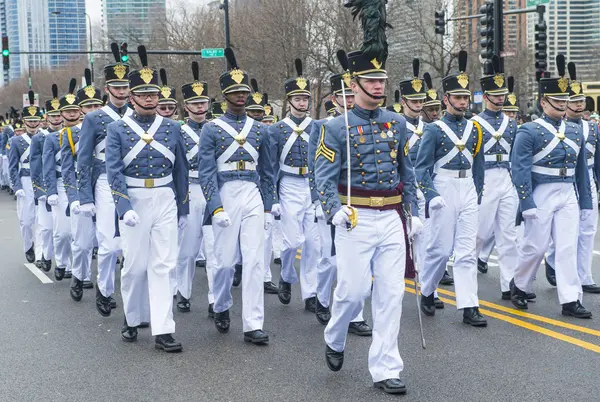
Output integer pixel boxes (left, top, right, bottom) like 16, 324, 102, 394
48, 0, 87, 68
103, 0, 166, 45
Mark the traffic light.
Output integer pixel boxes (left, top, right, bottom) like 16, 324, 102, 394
434, 10, 445, 35
479, 1, 494, 61
2, 36, 9, 71
120, 42, 129, 63
534, 21, 548, 79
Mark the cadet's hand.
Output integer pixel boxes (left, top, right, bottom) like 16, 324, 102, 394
213, 211, 232, 228
429, 196, 446, 211
315, 203, 325, 220
522, 208, 538, 220
38, 195, 47, 203
408, 216, 423, 239
15, 189, 25, 198
79, 203, 96, 217
178, 215, 188, 230
271, 203, 281, 217
123, 210, 140, 227
580, 209, 592, 221
70, 201, 81, 215
264, 213, 273, 231
332, 206, 355, 228
47, 194, 59, 206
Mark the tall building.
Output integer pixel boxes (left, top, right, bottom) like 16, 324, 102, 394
48, 0, 87, 68
103, 0, 167, 45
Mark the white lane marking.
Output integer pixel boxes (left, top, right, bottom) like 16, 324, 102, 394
24, 263, 54, 284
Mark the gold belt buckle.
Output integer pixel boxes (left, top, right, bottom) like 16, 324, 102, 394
237, 160, 245, 170
369, 196, 385, 207
144, 178, 155, 188
496, 154, 503, 162
559, 167, 567, 177
299, 166, 307, 175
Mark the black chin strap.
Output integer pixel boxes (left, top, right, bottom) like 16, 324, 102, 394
545, 97, 567, 113
402, 98, 422, 116
484, 94, 505, 108
447, 96, 468, 114
567, 105, 584, 114
287, 98, 309, 114
184, 104, 208, 116
421, 108, 432, 122
62, 116, 80, 123
131, 96, 157, 111
355, 78, 385, 100
25, 121, 41, 130
159, 108, 177, 119
107, 87, 129, 101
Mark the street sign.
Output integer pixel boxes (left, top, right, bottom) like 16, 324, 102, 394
201, 48, 225, 58
527, 0, 550, 7
473, 91, 483, 104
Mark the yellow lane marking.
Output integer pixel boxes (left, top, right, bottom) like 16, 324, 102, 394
405, 279, 600, 338
404, 287, 600, 354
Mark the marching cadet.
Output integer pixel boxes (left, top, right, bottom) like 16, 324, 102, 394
544, 62, 600, 294
325, 100, 338, 116
43, 83, 73, 282
262, 97, 276, 124
315, 42, 421, 393
510, 55, 593, 317
78, 69, 104, 115
414, 51, 487, 326
0, 117, 6, 190
246, 79, 266, 121
176, 61, 210, 313
78, 43, 132, 317
105, 46, 188, 351
386, 89, 402, 115
2, 113, 15, 193
502, 77, 519, 120
9, 116, 36, 263
421, 74, 442, 124
309, 53, 372, 336
157, 69, 179, 120
269, 59, 319, 312
198, 48, 276, 344
471, 57, 519, 300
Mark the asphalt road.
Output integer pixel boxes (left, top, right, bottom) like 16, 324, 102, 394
1, 190, 599, 402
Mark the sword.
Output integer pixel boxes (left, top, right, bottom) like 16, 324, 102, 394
340, 78, 357, 231
405, 205, 426, 349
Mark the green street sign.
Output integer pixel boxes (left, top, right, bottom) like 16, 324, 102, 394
527, 0, 550, 7
201, 48, 225, 59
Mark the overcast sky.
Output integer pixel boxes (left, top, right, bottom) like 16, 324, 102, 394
85, 0, 206, 25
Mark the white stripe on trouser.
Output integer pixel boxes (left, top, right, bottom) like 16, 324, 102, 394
515, 183, 581, 304
546, 173, 597, 286
16, 176, 35, 252
476, 168, 518, 292
315, 211, 365, 322
324, 208, 405, 383
36, 201, 54, 261
175, 183, 206, 299
70, 211, 94, 282
51, 180, 72, 270
119, 187, 176, 335
264, 220, 283, 280
95, 174, 121, 297
212, 181, 265, 332
279, 175, 318, 300
420, 175, 479, 309
1, 156, 8, 186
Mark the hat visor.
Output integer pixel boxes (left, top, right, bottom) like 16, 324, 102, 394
545, 94, 570, 101
46, 110, 62, 116
222, 84, 251, 94
79, 100, 103, 106
184, 97, 210, 104
246, 105, 265, 111
333, 89, 354, 96
446, 89, 472, 96
287, 90, 312, 97
403, 94, 427, 100
60, 105, 81, 111
23, 116, 42, 121
107, 80, 130, 87
158, 99, 177, 104
356, 71, 388, 79
484, 89, 509, 95
569, 95, 586, 102
131, 85, 161, 93
503, 106, 519, 111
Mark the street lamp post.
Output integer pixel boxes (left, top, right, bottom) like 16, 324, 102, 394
84, 12, 94, 82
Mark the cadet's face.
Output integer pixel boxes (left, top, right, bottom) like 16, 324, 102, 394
82, 104, 101, 114
14, 128, 25, 136
504, 111, 517, 119
262, 119, 274, 126
541, 97, 567, 118
444, 94, 470, 114
568, 99, 585, 113
247, 110, 265, 120
24, 120, 41, 132
107, 85, 130, 99
351, 78, 386, 109
132, 92, 159, 110
185, 102, 209, 115
47, 114, 63, 126
289, 95, 310, 112
335, 94, 355, 108
61, 109, 81, 122
226, 91, 249, 107
403, 99, 424, 114
157, 102, 177, 117
423, 105, 441, 120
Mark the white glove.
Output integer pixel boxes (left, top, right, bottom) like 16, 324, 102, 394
213, 211, 232, 228
429, 196, 446, 211
79, 203, 96, 217
178, 215, 188, 230
408, 216, 423, 239
522, 208, 538, 220
271, 203, 281, 217
332, 206, 356, 228
38, 195, 47, 203
264, 213, 273, 230
123, 210, 140, 227
47, 194, 59, 206
580, 209, 592, 221
70, 201, 81, 215
15, 189, 25, 198
315, 204, 325, 220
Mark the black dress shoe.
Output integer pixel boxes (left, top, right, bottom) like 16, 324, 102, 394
95, 288, 112, 317
82, 280, 94, 289
325, 345, 344, 371
232, 264, 242, 287
278, 279, 291, 305
374, 378, 407, 395
463, 307, 487, 327
121, 318, 138, 342
40, 257, 52, 272
439, 270, 454, 285
92, 247, 98, 260
420, 294, 436, 316
477, 258, 488, 274
63, 271, 72, 279
510, 279, 528, 310
434, 297, 444, 309
138, 322, 150, 328
70, 277, 83, 302
208, 303, 214, 318
562, 301, 592, 318
526, 292, 536, 300
315, 298, 331, 325
109, 296, 117, 309
244, 329, 269, 345
348, 321, 372, 336
25, 246, 35, 263
263, 281, 279, 294
214, 310, 230, 333
54, 267, 65, 281
195, 259, 206, 268
304, 296, 316, 313
155, 334, 182, 352
501, 291, 511, 300
545, 258, 557, 286
274, 257, 282, 265
177, 293, 191, 312
582, 284, 600, 294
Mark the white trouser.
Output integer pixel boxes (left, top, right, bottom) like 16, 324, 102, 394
325, 208, 405, 383
315, 211, 364, 323
17, 176, 36, 252
279, 175, 318, 300
421, 176, 479, 309
95, 174, 121, 297
196, 238, 205, 261
479, 237, 495, 263
212, 180, 265, 332
412, 189, 438, 298
51, 179, 72, 270
476, 168, 518, 292
119, 187, 177, 336
515, 183, 581, 304
547, 174, 597, 287
36, 200, 54, 260
2, 155, 9, 186
0, 158, 4, 187
203, 225, 215, 304
263, 219, 282, 281
70, 210, 94, 282
175, 183, 206, 299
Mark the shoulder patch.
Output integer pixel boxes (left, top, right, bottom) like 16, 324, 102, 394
315, 125, 335, 163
